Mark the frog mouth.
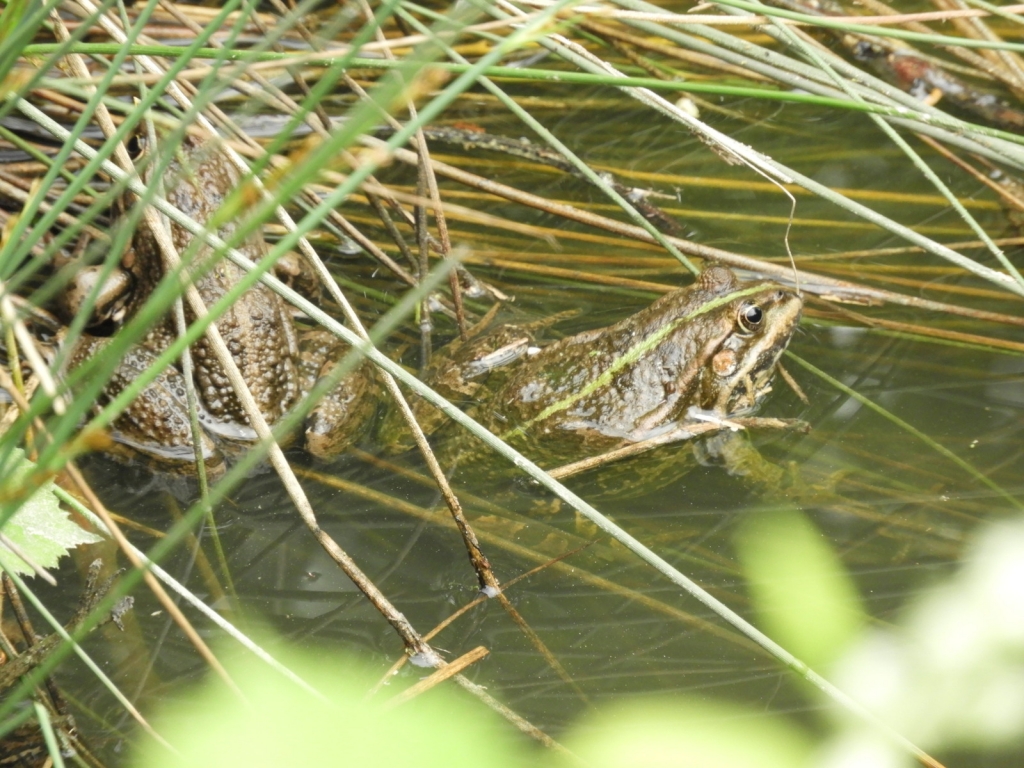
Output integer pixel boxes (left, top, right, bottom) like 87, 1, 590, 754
722, 361, 781, 415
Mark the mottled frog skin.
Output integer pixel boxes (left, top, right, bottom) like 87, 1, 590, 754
60, 136, 373, 471
65, 334, 221, 468
130, 136, 303, 438
379, 317, 537, 454
297, 330, 378, 459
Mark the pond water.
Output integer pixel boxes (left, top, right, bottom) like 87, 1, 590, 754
15, 44, 1024, 768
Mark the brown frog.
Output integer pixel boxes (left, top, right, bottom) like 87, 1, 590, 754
135, 136, 301, 436
58, 135, 374, 472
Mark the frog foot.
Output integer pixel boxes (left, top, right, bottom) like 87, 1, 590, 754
296, 330, 379, 460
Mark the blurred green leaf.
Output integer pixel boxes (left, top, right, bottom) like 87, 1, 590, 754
0, 449, 101, 576
132, 642, 529, 768
735, 506, 866, 669
562, 696, 812, 768
0, 0, 44, 99
0, 0, 29, 44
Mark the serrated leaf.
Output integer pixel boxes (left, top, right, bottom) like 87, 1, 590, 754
0, 449, 102, 576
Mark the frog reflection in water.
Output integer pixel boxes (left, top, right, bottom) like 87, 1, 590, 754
393, 265, 803, 486
59, 136, 374, 472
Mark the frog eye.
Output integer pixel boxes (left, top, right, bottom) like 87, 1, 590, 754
738, 303, 763, 333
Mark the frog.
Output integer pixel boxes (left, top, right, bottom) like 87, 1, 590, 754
56, 134, 375, 472
415, 265, 803, 486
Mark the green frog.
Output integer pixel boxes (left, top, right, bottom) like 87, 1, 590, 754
389, 266, 802, 485
57, 135, 374, 472
476, 266, 803, 464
